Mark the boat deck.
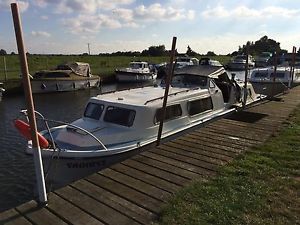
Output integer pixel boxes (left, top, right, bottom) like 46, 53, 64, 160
1, 86, 300, 225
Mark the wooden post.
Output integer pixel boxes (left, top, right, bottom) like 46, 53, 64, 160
3, 56, 8, 81
271, 50, 278, 97
289, 46, 296, 88
242, 45, 249, 108
156, 37, 177, 146
11, 3, 47, 204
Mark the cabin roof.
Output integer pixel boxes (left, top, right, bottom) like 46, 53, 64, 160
174, 65, 226, 78
90, 86, 208, 107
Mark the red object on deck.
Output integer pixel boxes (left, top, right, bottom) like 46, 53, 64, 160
14, 119, 49, 148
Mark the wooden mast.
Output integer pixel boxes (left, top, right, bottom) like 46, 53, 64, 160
11, 3, 47, 204
157, 37, 177, 146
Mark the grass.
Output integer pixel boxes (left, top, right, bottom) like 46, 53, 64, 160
0, 55, 231, 81
158, 106, 300, 225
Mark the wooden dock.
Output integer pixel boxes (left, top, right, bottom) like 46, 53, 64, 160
1, 86, 300, 225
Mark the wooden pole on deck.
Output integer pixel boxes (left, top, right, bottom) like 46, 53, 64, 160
156, 37, 177, 146
289, 46, 296, 88
271, 50, 278, 97
11, 3, 47, 204
242, 44, 249, 108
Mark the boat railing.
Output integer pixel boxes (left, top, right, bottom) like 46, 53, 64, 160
20, 110, 108, 151
144, 87, 199, 105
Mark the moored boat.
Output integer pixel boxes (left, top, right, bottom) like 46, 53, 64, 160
17, 65, 265, 178
115, 61, 157, 82
0, 82, 5, 101
249, 66, 300, 96
31, 62, 100, 93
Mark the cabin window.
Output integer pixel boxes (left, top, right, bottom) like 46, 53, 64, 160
188, 97, 213, 116
104, 106, 136, 127
254, 72, 268, 78
84, 103, 104, 120
270, 72, 285, 78
155, 104, 182, 124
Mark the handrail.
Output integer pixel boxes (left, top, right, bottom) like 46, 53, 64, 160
20, 110, 108, 151
144, 88, 199, 105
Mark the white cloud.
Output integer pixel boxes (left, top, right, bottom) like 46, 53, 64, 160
134, 3, 194, 21
33, 0, 135, 13
31, 31, 51, 37
63, 14, 122, 34
202, 5, 300, 19
40, 15, 48, 20
0, 0, 29, 12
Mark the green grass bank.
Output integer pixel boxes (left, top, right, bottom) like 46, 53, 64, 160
158, 106, 300, 225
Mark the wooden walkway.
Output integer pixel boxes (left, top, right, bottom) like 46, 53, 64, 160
1, 86, 300, 225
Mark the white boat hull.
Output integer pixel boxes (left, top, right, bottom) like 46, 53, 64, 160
31, 77, 100, 93
116, 72, 157, 82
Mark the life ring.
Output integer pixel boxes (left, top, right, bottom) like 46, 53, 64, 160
14, 119, 49, 148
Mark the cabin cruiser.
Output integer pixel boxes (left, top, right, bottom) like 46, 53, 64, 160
249, 66, 300, 96
0, 82, 5, 101
176, 56, 199, 69
17, 65, 264, 176
227, 55, 255, 70
31, 62, 100, 93
115, 61, 157, 82
199, 57, 223, 67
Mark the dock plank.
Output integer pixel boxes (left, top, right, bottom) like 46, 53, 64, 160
99, 168, 172, 201
71, 179, 155, 225
55, 185, 139, 225
86, 173, 162, 214
0, 208, 32, 225
46, 193, 104, 225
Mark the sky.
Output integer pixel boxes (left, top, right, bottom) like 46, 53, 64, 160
1, 0, 300, 55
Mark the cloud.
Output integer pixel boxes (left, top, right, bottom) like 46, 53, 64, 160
40, 15, 48, 20
31, 31, 51, 37
33, 0, 135, 13
134, 3, 194, 21
202, 5, 300, 19
0, 0, 29, 12
63, 14, 122, 34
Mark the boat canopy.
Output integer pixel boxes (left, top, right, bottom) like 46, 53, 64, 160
61, 62, 91, 77
174, 65, 227, 79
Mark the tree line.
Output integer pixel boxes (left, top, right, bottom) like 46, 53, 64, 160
1, 36, 297, 57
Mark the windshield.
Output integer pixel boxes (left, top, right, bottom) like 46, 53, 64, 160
104, 106, 136, 127
172, 74, 208, 86
84, 103, 104, 120
130, 63, 143, 69
234, 56, 247, 60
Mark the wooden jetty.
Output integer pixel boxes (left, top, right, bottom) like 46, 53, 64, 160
1, 86, 300, 225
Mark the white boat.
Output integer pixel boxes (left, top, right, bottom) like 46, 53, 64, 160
115, 61, 157, 82
249, 66, 300, 96
18, 65, 264, 178
31, 62, 100, 94
0, 82, 5, 101
176, 56, 199, 69
227, 55, 255, 70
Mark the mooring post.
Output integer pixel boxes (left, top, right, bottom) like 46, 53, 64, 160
289, 46, 296, 88
11, 3, 47, 204
3, 56, 8, 81
156, 37, 177, 146
271, 50, 278, 97
242, 44, 249, 108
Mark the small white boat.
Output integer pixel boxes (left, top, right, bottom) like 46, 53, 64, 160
249, 66, 300, 96
31, 62, 100, 94
0, 82, 5, 101
115, 61, 157, 82
227, 55, 255, 70
18, 65, 264, 177
176, 56, 199, 69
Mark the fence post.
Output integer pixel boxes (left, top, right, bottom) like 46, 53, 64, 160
3, 56, 8, 81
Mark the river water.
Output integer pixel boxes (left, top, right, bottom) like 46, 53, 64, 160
0, 71, 247, 212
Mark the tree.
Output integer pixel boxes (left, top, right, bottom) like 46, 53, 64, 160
206, 51, 216, 56
141, 45, 167, 56
11, 51, 16, 55
0, 49, 7, 55
186, 45, 198, 56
